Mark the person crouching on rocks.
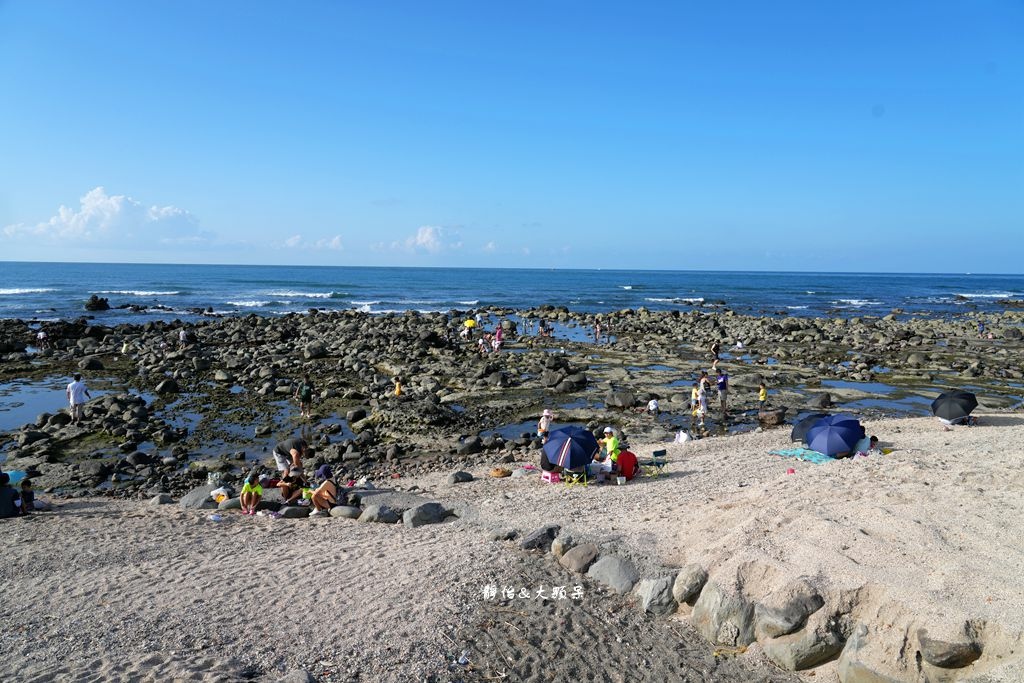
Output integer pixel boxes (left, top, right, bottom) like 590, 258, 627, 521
278, 466, 307, 507
310, 465, 343, 516
272, 437, 308, 473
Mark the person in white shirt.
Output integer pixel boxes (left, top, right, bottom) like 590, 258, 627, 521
647, 399, 660, 416
66, 373, 91, 424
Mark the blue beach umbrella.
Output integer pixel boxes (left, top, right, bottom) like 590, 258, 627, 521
790, 413, 829, 443
543, 427, 600, 470
804, 414, 863, 456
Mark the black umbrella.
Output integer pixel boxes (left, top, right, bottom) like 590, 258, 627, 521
542, 426, 600, 470
931, 390, 978, 423
790, 413, 829, 443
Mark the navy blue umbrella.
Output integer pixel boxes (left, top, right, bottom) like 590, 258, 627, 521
790, 413, 829, 443
543, 426, 600, 470
931, 390, 978, 423
805, 414, 862, 456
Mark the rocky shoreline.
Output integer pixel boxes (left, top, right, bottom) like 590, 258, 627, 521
1, 306, 1023, 499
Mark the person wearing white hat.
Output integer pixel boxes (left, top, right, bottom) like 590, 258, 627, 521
537, 409, 554, 444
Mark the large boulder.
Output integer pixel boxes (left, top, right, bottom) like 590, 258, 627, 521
359, 504, 400, 523
155, 379, 180, 394
403, 502, 449, 528
604, 390, 636, 410
84, 295, 110, 311
587, 555, 639, 594
180, 484, 219, 510
636, 575, 678, 616
78, 356, 104, 371
754, 578, 824, 641
690, 581, 756, 646
672, 564, 708, 605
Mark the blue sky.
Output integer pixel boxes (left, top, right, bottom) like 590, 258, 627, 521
1, 1, 1021, 272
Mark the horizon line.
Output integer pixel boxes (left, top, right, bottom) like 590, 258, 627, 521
0, 259, 1020, 278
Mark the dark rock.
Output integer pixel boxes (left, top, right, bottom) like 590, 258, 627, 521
279, 505, 311, 518
84, 295, 110, 311
757, 406, 788, 426
153, 378, 180, 395
359, 504, 400, 523
456, 436, 483, 455
18, 430, 48, 447
179, 484, 219, 509
149, 493, 174, 505
917, 629, 982, 669
126, 451, 154, 467
520, 524, 561, 552
329, 505, 361, 519
447, 471, 474, 484
303, 342, 327, 359
605, 390, 637, 409
403, 502, 449, 527
78, 356, 104, 371
487, 528, 518, 541
218, 497, 242, 511
805, 393, 832, 409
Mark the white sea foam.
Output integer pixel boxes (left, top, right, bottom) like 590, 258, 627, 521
0, 288, 57, 295
645, 297, 705, 304
954, 292, 1015, 299
835, 299, 882, 307
350, 300, 381, 306
620, 285, 633, 290
93, 290, 180, 296
787, 305, 810, 310
227, 300, 271, 307
457, 300, 480, 305
805, 291, 816, 294
266, 290, 334, 299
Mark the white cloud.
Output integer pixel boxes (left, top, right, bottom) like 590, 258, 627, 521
281, 234, 344, 251
394, 225, 462, 254
482, 241, 496, 253
2, 186, 211, 247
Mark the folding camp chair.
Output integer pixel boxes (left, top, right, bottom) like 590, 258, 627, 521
563, 469, 589, 488
639, 449, 668, 477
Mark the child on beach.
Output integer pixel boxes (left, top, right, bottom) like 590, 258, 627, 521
278, 466, 307, 507
20, 479, 35, 515
310, 465, 343, 516
537, 409, 554, 444
0, 473, 22, 518
240, 471, 263, 515
758, 382, 768, 410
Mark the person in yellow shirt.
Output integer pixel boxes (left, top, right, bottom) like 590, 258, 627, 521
758, 382, 768, 410
601, 427, 621, 463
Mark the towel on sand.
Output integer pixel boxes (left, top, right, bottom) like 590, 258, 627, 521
768, 448, 835, 465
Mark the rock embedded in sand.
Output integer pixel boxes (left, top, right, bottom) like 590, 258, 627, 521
559, 543, 599, 573
402, 502, 449, 528
359, 504, 399, 523
550, 533, 574, 558
149, 493, 173, 505
672, 565, 708, 605
760, 608, 845, 671
279, 506, 311, 518
690, 582, 756, 646
329, 505, 361, 519
447, 471, 473, 485
520, 524, 561, 552
587, 555, 640, 595
916, 628, 982, 669
636, 576, 678, 616
753, 577, 825, 641
179, 484, 219, 510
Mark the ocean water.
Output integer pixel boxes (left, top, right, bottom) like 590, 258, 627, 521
1, 261, 1022, 325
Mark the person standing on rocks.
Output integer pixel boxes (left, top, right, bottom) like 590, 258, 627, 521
66, 373, 91, 424
709, 340, 721, 370
294, 374, 315, 419
272, 437, 308, 473
758, 381, 768, 410
716, 368, 730, 417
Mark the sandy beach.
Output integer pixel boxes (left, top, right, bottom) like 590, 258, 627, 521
3, 412, 1022, 681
